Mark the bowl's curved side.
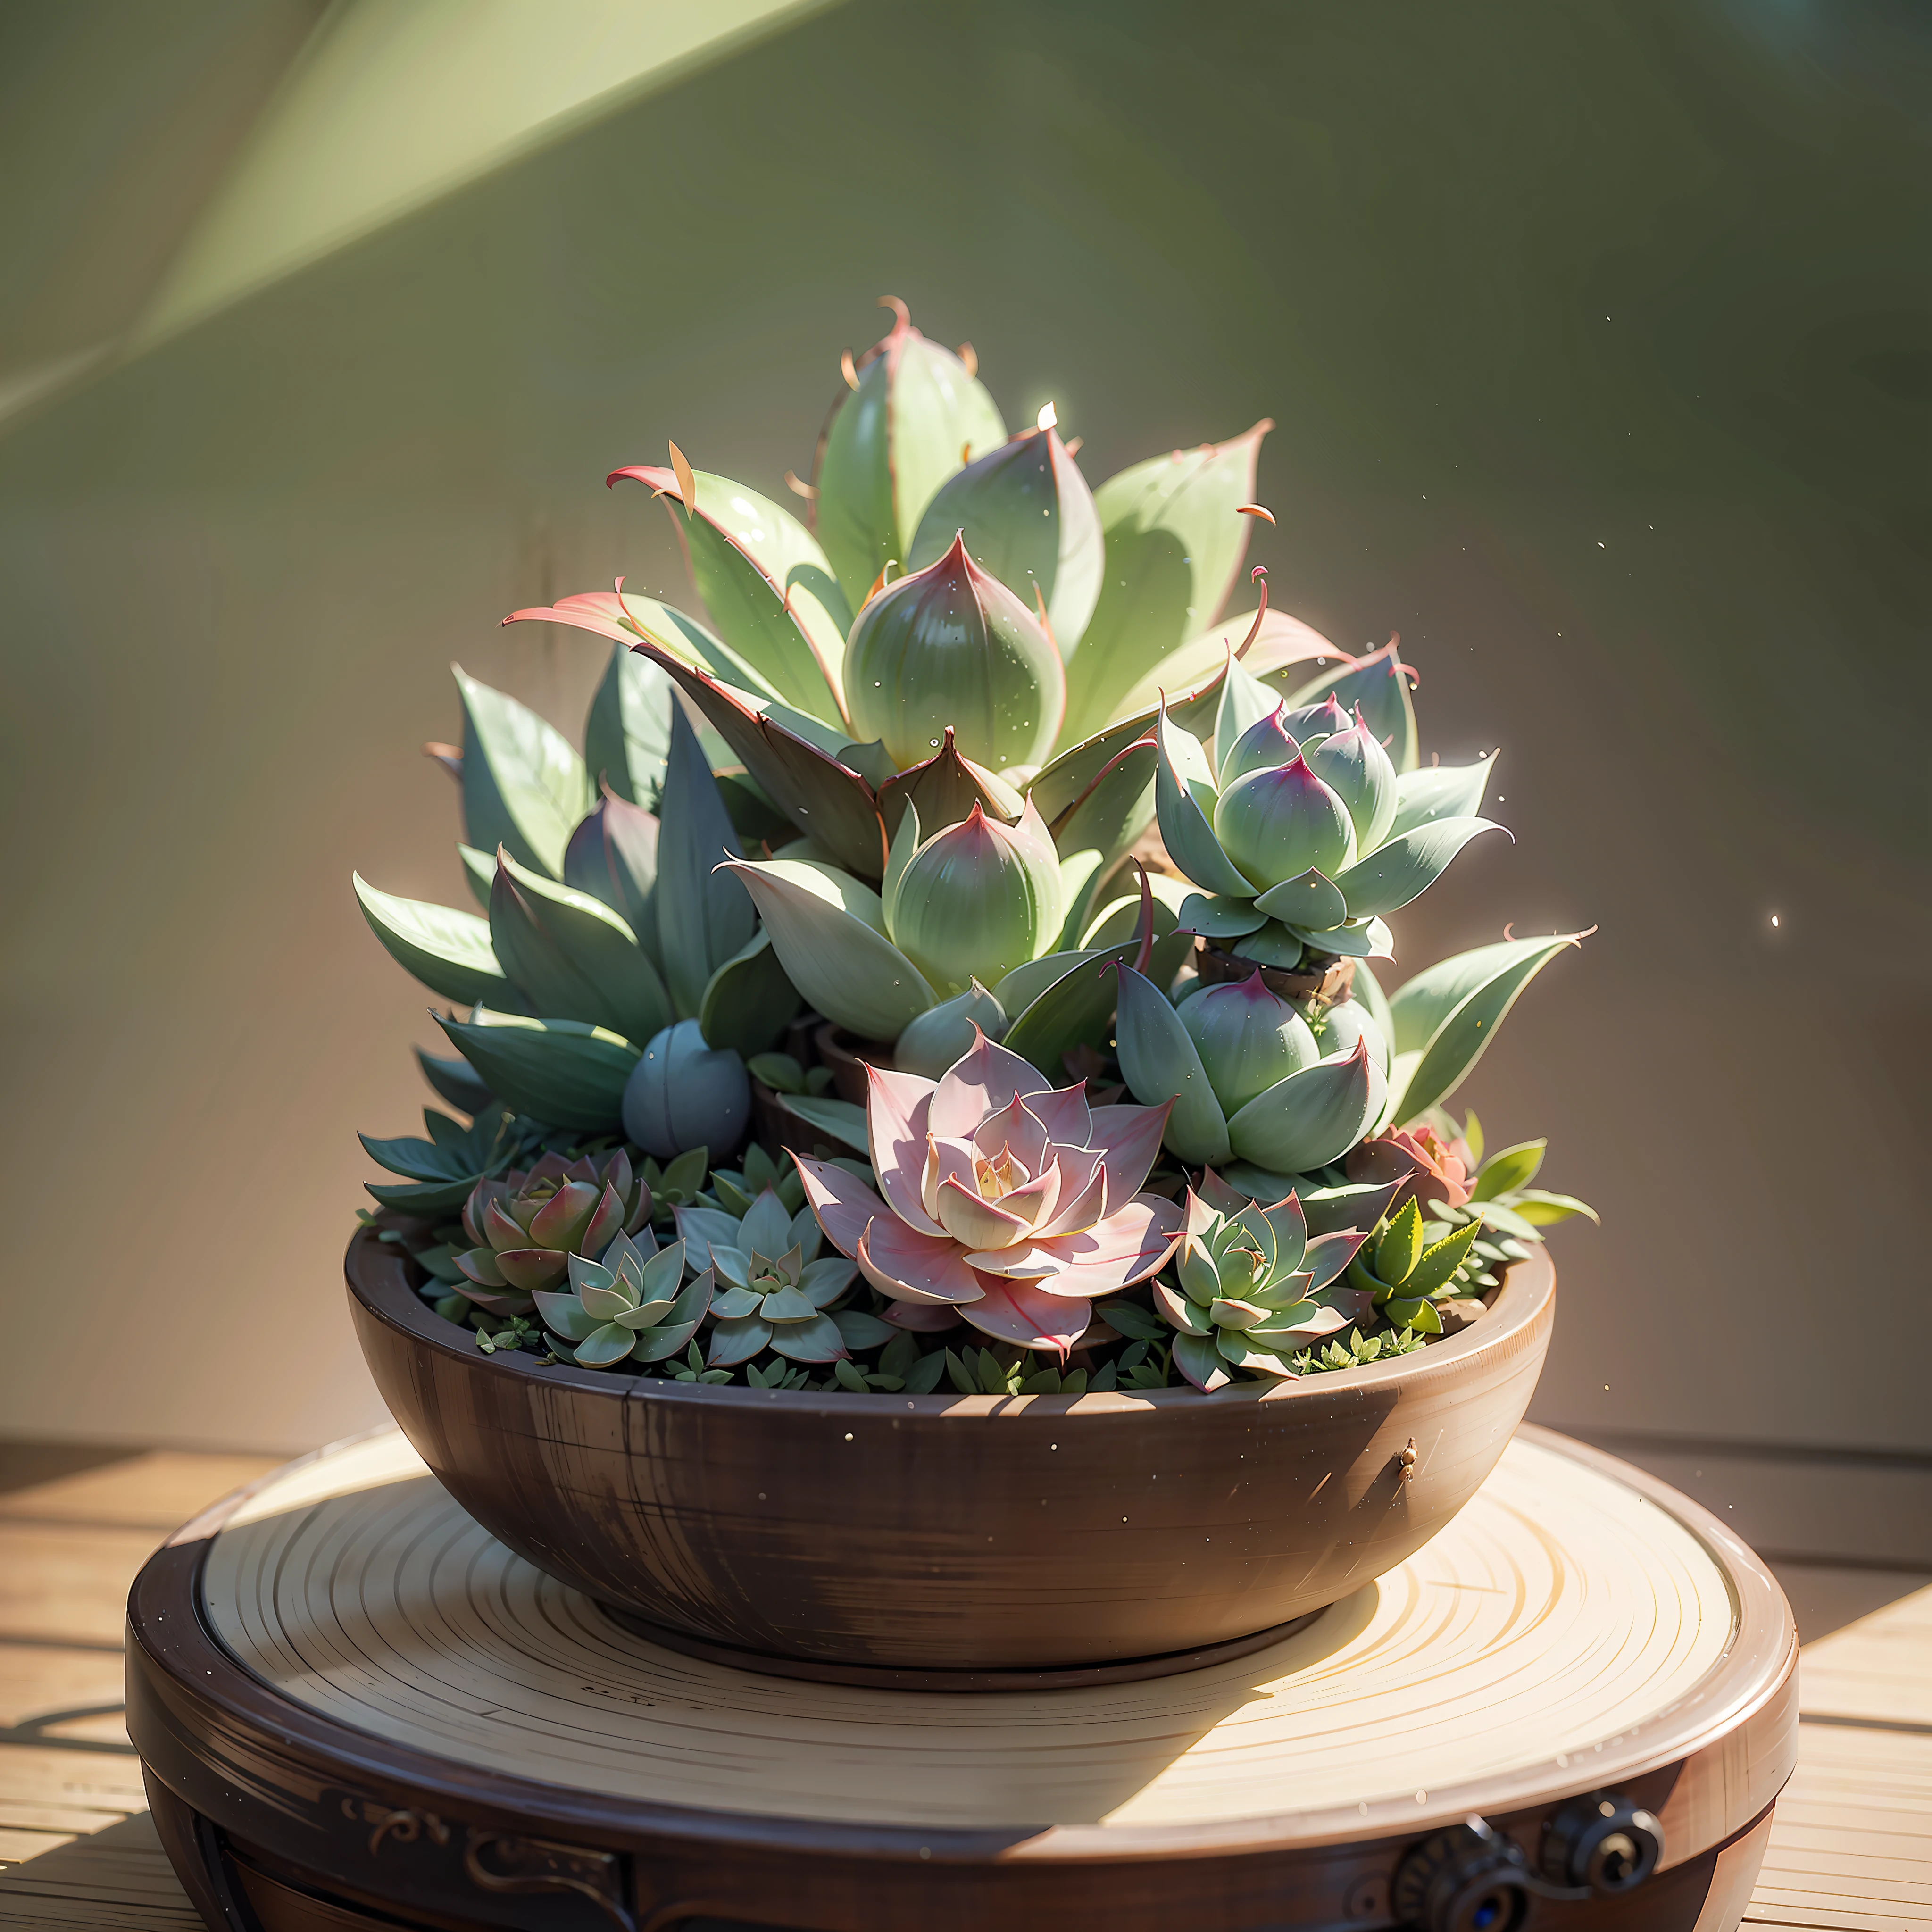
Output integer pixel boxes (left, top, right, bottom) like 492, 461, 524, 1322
348, 1232, 1554, 1670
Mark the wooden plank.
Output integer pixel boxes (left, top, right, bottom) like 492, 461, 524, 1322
0, 1449, 278, 1532
0, 1523, 166, 1647
0, 1645, 127, 1728
1747, 1582, 1932, 1932
0, 1814, 205, 1928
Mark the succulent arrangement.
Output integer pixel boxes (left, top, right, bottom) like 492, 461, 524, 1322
355, 298, 1594, 1395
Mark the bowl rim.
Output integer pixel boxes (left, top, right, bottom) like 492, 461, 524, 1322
347, 1221, 1555, 1421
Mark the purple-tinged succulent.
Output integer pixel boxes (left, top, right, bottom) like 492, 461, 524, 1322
453, 1149, 650, 1316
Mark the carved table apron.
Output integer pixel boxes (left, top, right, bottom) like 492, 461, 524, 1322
126, 1424, 1796, 1931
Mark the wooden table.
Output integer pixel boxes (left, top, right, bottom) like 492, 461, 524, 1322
0, 1432, 1925, 1929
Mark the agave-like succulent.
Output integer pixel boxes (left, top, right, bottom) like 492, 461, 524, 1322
356, 667, 789, 1135
791, 1031, 1182, 1358
504, 303, 1365, 1060
1345, 1198, 1485, 1333
1152, 1175, 1373, 1391
453, 1149, 651, 1316
1153, 648, 1503, 978
675, 1185, 860, 1367
532, 1229, 712, 1368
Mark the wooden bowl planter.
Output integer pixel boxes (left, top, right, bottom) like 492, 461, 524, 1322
346, 1229, 1555, 1684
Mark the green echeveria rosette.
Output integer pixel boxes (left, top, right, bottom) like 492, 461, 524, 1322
453, 1148, 651, 1316
1150, 645, 1505, 979
533, 1229, 713, 1367
1115, 962, 1389, 1177
1152, 1174, 1373, 1392
675, 1184, 873, 1369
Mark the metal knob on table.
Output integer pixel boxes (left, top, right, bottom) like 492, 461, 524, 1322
1391, 1794, 1663, 1929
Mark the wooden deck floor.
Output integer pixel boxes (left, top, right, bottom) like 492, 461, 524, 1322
0, 1441, 1924, 1930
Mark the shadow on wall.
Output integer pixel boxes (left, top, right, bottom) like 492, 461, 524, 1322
0, 0, 1926, 1452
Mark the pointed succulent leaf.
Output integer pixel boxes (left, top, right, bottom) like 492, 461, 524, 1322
1334, 817, 1505, 921
880, 795, 921, 934
832, 1307, 897, 1350
815, 308, 1007, 607
1175, 892, 1265, 940
1405, 1218, 1485, 1297
1375, 1199, 1425, 1286
1225, 1041, 1383, 1175
584, 643, 674, 807
573, 1324, 638, 1367
654, 704, 756, 1020
1263, 916, 1393, 963
1080, 873, 1194, 949
354, 876, 515, 1008
1253, 868, 1349, 933
1383, 1296, 1444, 1335
1155, 705, 1255, 898
531, 1292, 601, 1342
1103, 607, 1352, 739
1387, 932, 1588, 1124
455, 842, 495, 912
1113, 963, 1231, 1165
640, 648, 887, 879
1348, 960, 1396, 1061
876, 729, 1024, 839
999, 940, 1141, 1076
609, 465, 849, 724
436, 1011, 638, 1133
908, 423, 1103, 650
894, 981, 1008, 1080
769, 1312, 849, 1363
1062, 421, 1271, 746
1507, 1190, 1599, 1226
1389, 754, 1497, 840
1214, 651, 1282, 783
415, 1047, 496, 1117
488, 850, 673, 1042
1305, 710, 1400, 851
1044, 734, 1160, 892
721, 858, 934, 1041
453, 666, 592, 877
990, 944, 1099, 1016
1282, 641, 1419, 774
505, 586, 780, 705
614, 1297, 679, 1329
564, 790, 662, 967
1173, 1329, 1233, 1393
776, 1093, 870, 1151
699, 930, 801, 1058
1154, 1276, 1212, 1334
1027, 711, 1167, 826
1472, 1140, 1548, 1200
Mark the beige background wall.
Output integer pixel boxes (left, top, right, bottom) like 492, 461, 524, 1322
1, 0, 1926, 1452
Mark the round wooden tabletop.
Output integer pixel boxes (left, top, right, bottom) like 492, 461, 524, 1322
128, 1424, 1799, 1931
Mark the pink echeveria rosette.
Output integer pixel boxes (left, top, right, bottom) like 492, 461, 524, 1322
791, 1031, 1183, 1360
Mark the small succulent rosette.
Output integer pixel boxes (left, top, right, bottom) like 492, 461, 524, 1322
675, 1185, 864, 1369
452, 1149, 652, 1316
532, 1230, 712, 1367
793, 1031, 1183, 1359
1153, 1174, 1374, 1392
